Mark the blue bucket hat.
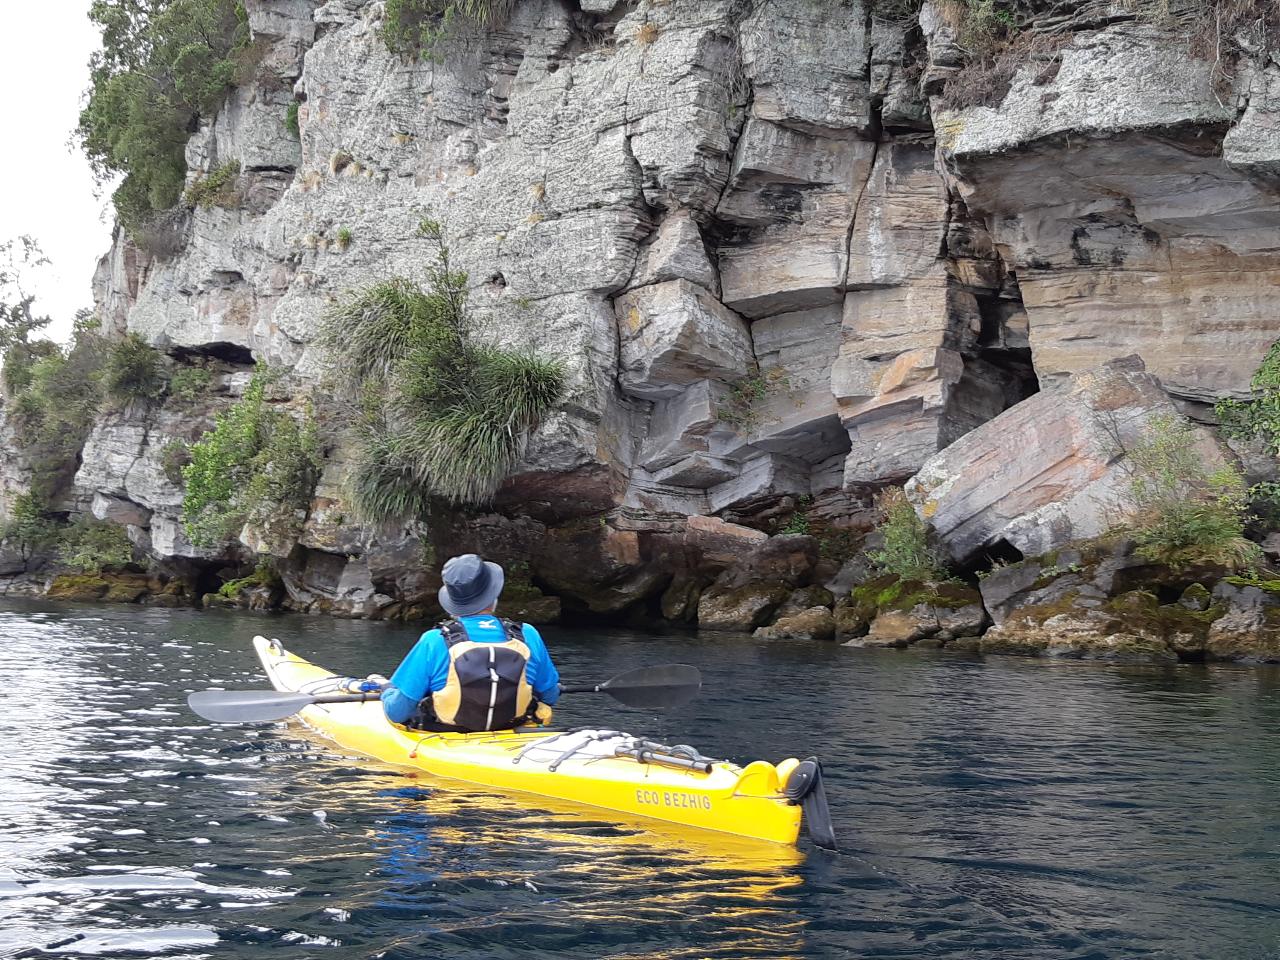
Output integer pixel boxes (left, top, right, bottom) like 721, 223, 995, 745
438, 554, 505, 617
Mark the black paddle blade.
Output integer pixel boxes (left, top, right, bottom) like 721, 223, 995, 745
600, 663, 702, 709
188, 690, 318, 723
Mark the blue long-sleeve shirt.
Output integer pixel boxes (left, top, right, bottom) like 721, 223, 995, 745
381, 615, 560, 725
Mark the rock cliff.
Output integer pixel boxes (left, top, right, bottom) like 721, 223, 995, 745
16, 0, 1280, 624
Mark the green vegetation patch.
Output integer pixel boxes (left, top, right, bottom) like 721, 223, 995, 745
384, 0, 514, 58
103, 333, 166, 403
78, 0, 250, 237
1122, 414, 1262, 573
1218, 339, 1280, 458
1223, 576, 1280, 595
0, 493, 61, 563
57, 517, 134, 573
181, 367, 321, 547
218, 559, 281, 598
852, 574, 978, 616
868, 487, 948, 582
320, 219, 564, 523
169, 365, 214, 404
184, 160, 242, 209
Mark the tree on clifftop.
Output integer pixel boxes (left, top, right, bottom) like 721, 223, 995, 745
77, 0, 249, 237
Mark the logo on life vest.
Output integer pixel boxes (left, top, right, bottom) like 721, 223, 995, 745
635, 788, 712, 811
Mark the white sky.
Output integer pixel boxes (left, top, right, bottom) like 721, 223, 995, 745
0, 1, 114, 342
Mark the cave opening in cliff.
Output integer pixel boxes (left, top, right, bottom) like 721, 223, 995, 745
941, 287, 1040, 448
169, 342, 255, 366
961, 537, 1024, 582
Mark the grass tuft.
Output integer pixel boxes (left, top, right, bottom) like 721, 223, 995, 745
321, 224, 564, 521
184, 160, 242, 209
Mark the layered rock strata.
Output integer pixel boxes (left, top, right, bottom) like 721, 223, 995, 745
0, 0, 1275, 626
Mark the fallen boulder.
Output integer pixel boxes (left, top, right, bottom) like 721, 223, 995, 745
905, 357, 1232, 565
696, 534, 819, 630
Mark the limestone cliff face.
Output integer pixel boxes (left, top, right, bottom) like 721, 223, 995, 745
70, 0, 1280, 619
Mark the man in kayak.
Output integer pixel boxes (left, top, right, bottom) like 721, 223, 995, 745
380, 554, 561, 733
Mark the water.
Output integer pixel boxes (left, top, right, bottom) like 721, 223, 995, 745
0, 600, 1278, 959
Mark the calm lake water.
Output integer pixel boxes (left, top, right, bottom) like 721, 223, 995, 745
1, 599, 1278, 959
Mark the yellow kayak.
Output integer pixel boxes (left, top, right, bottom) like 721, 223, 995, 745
252, 635, 833, 849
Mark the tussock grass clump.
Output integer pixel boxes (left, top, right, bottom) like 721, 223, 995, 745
937, 0, 1279, 109
383, 0, 516, 57
321, 220, 564, 522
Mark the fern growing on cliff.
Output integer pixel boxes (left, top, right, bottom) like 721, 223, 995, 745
320, 220, 564, 521
78, 0, 249, 238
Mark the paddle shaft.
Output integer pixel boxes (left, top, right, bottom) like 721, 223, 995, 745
189, 663, 701, 723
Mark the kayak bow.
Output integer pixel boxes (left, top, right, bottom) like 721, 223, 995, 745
246, 636, 835, 849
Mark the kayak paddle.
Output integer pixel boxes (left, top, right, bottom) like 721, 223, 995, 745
559, 663, 701, 709
187, 689, 378, 723
188, 663, 702, 723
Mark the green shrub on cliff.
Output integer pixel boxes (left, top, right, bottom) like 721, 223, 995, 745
78, 0, 249, 236
169, 365, 214, 404
103, 333, 166, 403
383, 0, 513, 57
1124, 414, 1262, 571
1, 240, 106, 504
321, 219, 564, 522
5, 334, 107, 505
0, 494, 60, 563
57, 517, 134, 573
868, 487, 947, 581
183, 160, 242, 209
1216, 340, 1280, 458
181, 367, 321, 546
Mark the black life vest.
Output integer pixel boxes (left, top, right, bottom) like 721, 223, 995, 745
409, 618, 534, 733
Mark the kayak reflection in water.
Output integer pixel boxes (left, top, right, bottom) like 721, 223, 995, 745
379, 554, 562, 733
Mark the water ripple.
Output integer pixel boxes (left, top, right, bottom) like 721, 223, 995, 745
0, 601, 1278, 958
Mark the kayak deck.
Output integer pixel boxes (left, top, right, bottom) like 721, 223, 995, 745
252, 636, 805, 846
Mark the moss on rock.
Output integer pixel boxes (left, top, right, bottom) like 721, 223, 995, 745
47, 574, 111, 602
